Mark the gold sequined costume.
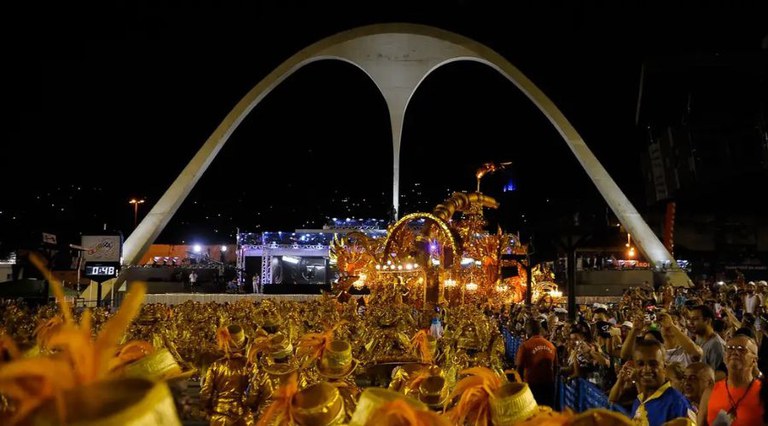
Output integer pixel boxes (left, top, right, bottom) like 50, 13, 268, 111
200, 325, 253, 426
246, 333, 308, 418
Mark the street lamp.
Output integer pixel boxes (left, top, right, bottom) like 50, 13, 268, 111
129, 199, 145, 228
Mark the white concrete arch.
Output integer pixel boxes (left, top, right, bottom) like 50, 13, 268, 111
122, 23, 685, 283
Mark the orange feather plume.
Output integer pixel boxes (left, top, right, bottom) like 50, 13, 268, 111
295, 320, 347, 368
0, 356, 77, 424
447, 367, 505, 426
410, 330, 433, 364
108, 340, 155, 372
29, 253, 73, 324
216, 326, 232, 355
366, 399, 451, 426
34, 316, 65, 348
256, 372, 298, 426
0, 259, 148, 426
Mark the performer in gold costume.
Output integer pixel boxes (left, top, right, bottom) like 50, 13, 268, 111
442, 308, 506, 389
291, 382, 347, 426
388, 330, 442, 397
313, 339, 360, 422
200, 325, 253, 426
358, 305, 418, 365
129, 304, 192, 373
247, 332, 307, 418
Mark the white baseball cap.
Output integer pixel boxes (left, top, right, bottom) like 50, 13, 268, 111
622, 321, 634, 328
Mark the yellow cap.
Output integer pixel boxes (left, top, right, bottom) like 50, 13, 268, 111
349, 388, 428, 426
291, 382, 345, 426
30, 378, 181, 426
317, 340, 357, 379
123, 348, 196, 382
490, 382, 551, 425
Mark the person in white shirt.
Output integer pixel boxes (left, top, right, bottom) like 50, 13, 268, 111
188, 270, 198, 292
744, 282, 762, 315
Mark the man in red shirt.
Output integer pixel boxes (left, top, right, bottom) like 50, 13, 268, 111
516, 317, 558, 407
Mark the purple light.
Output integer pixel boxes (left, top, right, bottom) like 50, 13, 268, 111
430, 243, 438, 252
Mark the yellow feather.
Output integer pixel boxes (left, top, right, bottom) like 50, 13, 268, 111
35, 316, 65, 347
447, 367, 505, 425
216, 326, 232, 355
0, 357, 77, 425
0, 279, 148, 425
94, 282, 146, 375
29, 253, 73, 324
46, 328, 95, 384
80, 308, 93, 335
109, 341, 154, 372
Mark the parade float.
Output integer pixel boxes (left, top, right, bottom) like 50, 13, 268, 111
330, 163, 565, 312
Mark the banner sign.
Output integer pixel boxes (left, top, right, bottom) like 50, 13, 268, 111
82, 235, 122, 262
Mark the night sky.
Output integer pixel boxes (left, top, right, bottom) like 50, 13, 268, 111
2, 1, 766, 255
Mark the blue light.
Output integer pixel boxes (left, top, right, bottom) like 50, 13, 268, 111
503, 179, 517, 192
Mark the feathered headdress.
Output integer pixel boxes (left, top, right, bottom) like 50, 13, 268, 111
34, 315, 65, 349
295, 320, 347, 369
447, 367, 505, 426
0, 253, 147, 425
410, 330, 434, 364
216, 326, 233, 356
256, 372, 299, 426
365, 398, 451, 426
108, 341, 155, 373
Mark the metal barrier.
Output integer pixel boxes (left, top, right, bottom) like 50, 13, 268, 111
558, 377, 629, 416
502, 328, 627, 416
502, 328, 522, 366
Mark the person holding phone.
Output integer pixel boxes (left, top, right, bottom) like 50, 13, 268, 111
568, 324, 610, 389
660, 312, 703, 368
609, 359, 640, 413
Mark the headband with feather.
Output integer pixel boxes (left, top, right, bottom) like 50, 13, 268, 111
447, 367, 505, 426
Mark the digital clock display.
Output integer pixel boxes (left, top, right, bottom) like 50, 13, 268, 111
83, 262, 120, 281
86, 266, 116, 276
